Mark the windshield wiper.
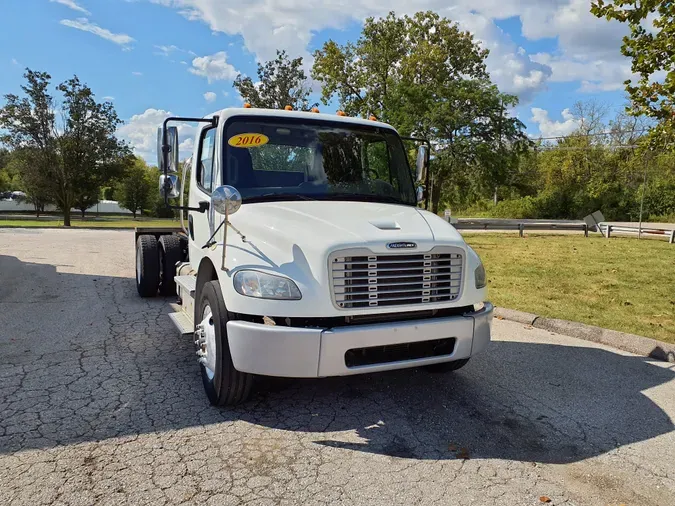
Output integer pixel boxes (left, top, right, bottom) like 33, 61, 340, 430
248, 193, 317, 202
326, 193, 407, 205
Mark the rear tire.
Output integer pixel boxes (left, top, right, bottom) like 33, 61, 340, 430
136, 235, 160, 297
158, 235, 183, 296
424, 358, 470, 373
196, 281, 253, 406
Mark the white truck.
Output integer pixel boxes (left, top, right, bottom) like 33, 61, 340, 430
134, 107, 493, 405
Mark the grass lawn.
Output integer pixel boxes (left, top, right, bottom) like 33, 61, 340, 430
464, 233, 675, 344
0, 216, 179, 228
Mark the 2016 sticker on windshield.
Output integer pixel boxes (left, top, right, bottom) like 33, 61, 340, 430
228, 133, 269, 148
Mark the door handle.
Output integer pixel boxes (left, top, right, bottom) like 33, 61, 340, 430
198, 200, 210, 212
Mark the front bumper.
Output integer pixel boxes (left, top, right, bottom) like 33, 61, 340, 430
226, 302, 493, 378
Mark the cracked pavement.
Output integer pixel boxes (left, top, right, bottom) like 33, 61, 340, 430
1, 228, 674, 506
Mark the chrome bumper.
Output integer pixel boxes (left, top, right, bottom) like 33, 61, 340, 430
226, 302, 493, 378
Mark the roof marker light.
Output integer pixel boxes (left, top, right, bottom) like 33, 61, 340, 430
243, 103, 252, 108
336, 111, 347, 116
311, 107, 320, 113
284, 105, 293, 111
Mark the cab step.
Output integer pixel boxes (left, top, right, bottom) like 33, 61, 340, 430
175, 275, 196, 297
168, 311, 193, 336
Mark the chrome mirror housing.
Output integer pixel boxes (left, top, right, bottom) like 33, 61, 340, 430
159, 174, 181, 199
211, 185, 242, 216
416, 145, 428, 183
157, 126, 179, 173
416, 186, 425, 203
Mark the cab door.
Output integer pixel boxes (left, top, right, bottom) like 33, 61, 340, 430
188, 124, 218, 262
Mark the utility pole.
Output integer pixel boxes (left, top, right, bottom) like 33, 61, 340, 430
495, 97, 504, 205
638, 151, 650, 239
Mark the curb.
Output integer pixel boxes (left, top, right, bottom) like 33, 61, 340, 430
494, 307, 675, 363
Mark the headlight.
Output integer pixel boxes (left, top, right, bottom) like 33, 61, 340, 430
474, 262, 487, 289
233, 270, 302, 300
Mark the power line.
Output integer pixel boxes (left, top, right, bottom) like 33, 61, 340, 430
533, 128, 651, 142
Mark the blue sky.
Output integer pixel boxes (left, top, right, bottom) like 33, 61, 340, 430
1, 0, 634, 160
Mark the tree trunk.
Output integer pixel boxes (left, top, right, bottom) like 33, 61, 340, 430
132, 210, 137, 219
35, 204, 40, 218
63, 207, 71, 227
81, 209, 86, 219
493, 186, 498, 205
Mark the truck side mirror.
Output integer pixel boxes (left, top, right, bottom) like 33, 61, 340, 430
416, 145, 428, 183
416, 186, 425, 203
211, 185, 242, 216
159, 174, 181, 199
157, 126, 180, 174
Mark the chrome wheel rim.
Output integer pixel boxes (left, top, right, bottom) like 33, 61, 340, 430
199, 305, 217, 380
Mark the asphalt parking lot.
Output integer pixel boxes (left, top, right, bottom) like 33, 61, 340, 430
1, 228, 674, 506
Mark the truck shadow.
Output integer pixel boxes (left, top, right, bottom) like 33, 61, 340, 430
0, 253, 673, 466
247, 343, 675, 464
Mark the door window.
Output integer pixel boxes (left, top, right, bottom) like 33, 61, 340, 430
197, 128, 216, 192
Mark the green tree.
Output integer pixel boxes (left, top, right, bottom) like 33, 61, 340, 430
117, 157, 154, 218
591, 1, 675, 146
0, 70, 130, 225
312, 11, 529, 212
5, 148, 53, 216
233, 50, 316, 111
0, 148, 14, 192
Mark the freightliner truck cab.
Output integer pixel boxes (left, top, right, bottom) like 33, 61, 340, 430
134, 107, 493, 405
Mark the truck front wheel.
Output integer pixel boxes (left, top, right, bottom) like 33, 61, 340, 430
196, 281, 253, 406
424, 358, 470, 373
136, 235, 160, 297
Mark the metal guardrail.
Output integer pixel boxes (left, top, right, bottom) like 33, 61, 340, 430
451, 217, 674, 244
602, 224, 675, 243
453, 219, 588, 237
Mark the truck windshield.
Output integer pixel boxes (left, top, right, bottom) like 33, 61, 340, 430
223, 117, 416, 206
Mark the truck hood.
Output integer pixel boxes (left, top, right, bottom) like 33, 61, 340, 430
227, 201, 465, 270
220, 201, 479, 318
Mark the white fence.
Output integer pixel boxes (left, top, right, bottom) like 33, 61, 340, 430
602, 224, 675, 243
0, 199, 132, 214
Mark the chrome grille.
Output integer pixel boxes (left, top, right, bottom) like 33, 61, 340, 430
330, 248, 464, 309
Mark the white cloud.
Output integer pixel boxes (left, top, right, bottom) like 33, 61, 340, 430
151, 0, 634, 101
118, 108, 197, 162
454, 10, 551, 101
203, 91, 217, 102
11, 58, 19, 65
132, 71, 143, 76
155, 44, 181, 56
154, 44, 196, 57
50, 0, 90, 15
189, 51, 238, 83
530, 107, 580, 138
102, 96, 115, 101
151, 1, 553, 100
532, 52, 635, 94
59, 18, 134, 48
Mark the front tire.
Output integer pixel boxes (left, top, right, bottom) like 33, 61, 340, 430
196, 281, 253, 406
424, 358, 470, 373
136, 235, 159, 297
